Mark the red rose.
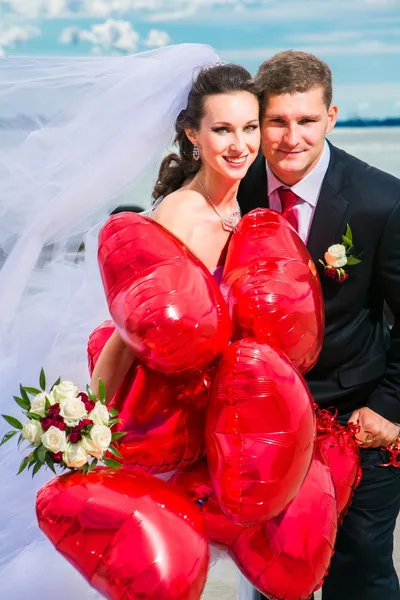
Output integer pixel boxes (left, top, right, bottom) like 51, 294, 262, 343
68, 431, 82, 443
79, 418, 93, 430
51, 452, 63, 463
337, 272, 349, 284
48, 404, 61, 418
324, 267, 337, 280
52, 418, 67, 431
41, 418, 53, 431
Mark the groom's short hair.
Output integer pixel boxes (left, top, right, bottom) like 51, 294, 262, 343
254, 50, 333, 111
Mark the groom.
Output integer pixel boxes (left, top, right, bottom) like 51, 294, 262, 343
238, 50, 400, 600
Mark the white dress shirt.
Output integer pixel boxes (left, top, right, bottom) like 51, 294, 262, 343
266, 141, 331, 244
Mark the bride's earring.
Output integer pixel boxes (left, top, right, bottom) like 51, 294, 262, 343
193, 143, 200, 161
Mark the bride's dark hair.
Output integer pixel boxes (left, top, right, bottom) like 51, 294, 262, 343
152, 63, 257, 202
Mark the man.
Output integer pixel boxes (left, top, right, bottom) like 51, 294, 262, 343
238, 50, 400, 600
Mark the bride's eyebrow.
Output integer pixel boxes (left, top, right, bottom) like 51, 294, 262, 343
211, 119, 259, 126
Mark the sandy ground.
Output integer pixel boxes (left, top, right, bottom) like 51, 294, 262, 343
200, 524, 400, 600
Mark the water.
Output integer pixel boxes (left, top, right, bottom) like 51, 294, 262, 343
132, 127, 400, 211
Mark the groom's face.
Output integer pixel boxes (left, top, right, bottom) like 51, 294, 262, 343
260, 86, 338, 186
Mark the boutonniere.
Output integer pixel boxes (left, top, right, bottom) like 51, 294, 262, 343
319, 224, 362, 284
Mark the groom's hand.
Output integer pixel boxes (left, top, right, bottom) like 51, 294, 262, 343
348, 407, 400, 448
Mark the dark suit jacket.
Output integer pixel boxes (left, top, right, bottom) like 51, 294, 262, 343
237, 142, 400, 421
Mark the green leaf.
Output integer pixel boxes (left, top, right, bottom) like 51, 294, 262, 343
18, 455, 31, 475
45, 454, 57, 474
37, 445, 47, 464
32, 461, 43, 477
107, 445, 123, 459
345, 223, 353, 241
27, 455, 36, 470
39, 368, 46, 391
108, 418, 122, 427
87, 458, 98, 474
20, 385, 31, 406
86, 385, 97, 402
342, 235, 352, 247
22, 387, 42, 396
347, 256, 362, 265
1, 414, 23, 430
112, 431, 127, 441
109, 408, 119, 419
17, 433, 24, 448
102, 457, 122, 469
27, 412, 42, 421
50, 377, 61, 391
98, 378, 106, 403
13, 395, 31, 411
0, 430, 18, 446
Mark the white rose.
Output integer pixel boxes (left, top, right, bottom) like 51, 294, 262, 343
63, 443, 89, 469
324, 244, 347, 268
90, 424, 112, 452
59, 397, 87, 427
30, 391, 55, 417
88, 402, 110, 426
22, 421, 43, 445
41, 426, 67, 453
80, 436, 103, 460
52, 381, 79, 403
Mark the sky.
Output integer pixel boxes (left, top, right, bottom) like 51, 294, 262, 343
1, 0, 400, 119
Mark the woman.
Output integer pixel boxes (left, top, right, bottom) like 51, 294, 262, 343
90, 62, 260, 400
0, 44, 257, 600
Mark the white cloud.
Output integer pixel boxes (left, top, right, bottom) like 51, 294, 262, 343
60, 19, 139, 53
0, 25, 41, 48
143, 28, 171, 47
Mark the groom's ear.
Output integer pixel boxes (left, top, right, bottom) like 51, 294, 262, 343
326, 104, 338, 134
184, 128, 197, 145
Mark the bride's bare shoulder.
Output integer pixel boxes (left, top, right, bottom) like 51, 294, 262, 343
151, 188, 198, 230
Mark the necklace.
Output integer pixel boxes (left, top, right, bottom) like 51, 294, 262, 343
196, 174, 241, 232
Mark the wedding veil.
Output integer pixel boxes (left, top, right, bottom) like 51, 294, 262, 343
0, 43, 220, 599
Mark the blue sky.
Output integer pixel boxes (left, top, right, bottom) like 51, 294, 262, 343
1, 0, 400, 118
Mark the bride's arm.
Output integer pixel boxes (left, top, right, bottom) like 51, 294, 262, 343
90, 329, 136, 403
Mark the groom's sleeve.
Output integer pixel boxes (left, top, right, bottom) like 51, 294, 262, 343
367, 197, 400, 422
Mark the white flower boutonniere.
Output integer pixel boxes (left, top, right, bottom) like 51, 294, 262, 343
319, 224, 362, 284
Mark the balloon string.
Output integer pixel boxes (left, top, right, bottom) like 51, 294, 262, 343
313, 402, 360, 449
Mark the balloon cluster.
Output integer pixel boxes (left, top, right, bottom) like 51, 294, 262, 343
36, 210, 361, 600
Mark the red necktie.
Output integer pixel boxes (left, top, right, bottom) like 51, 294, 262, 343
278, 187, 298, 232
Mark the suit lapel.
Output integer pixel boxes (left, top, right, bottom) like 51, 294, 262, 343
307, 144, 350, 266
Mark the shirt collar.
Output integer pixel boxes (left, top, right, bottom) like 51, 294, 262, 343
265, 140, 331, 208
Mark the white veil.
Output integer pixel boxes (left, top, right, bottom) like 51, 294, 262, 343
0, 43, 220, 599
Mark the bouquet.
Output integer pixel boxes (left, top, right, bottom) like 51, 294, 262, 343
1, 369, 125, 476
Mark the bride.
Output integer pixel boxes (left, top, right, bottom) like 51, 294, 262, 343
0, 43, 261, 599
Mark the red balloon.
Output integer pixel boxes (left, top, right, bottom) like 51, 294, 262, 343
221, 209, 324, 374
170, 459, 243, 548
87, 320, 115, 376
87, 321, 211, 473
231, 449, 337, 600
98, 212, 231, 375
206, 338, 315, 526
316, 410, 362, 524
36, 468, 209, 600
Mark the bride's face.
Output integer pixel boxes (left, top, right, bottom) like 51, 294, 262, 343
190, 91, 260, 181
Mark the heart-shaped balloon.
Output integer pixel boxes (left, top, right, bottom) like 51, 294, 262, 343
316, 411, 362, 524
222, 209, 324, 374
88, 321, 211, 473
231, 448, 337, 600
98, 212, 231, 375
206, 338, 315, 526
36, 468, 209, 600
171, 453, 337, 600
170, 458, 243, 548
